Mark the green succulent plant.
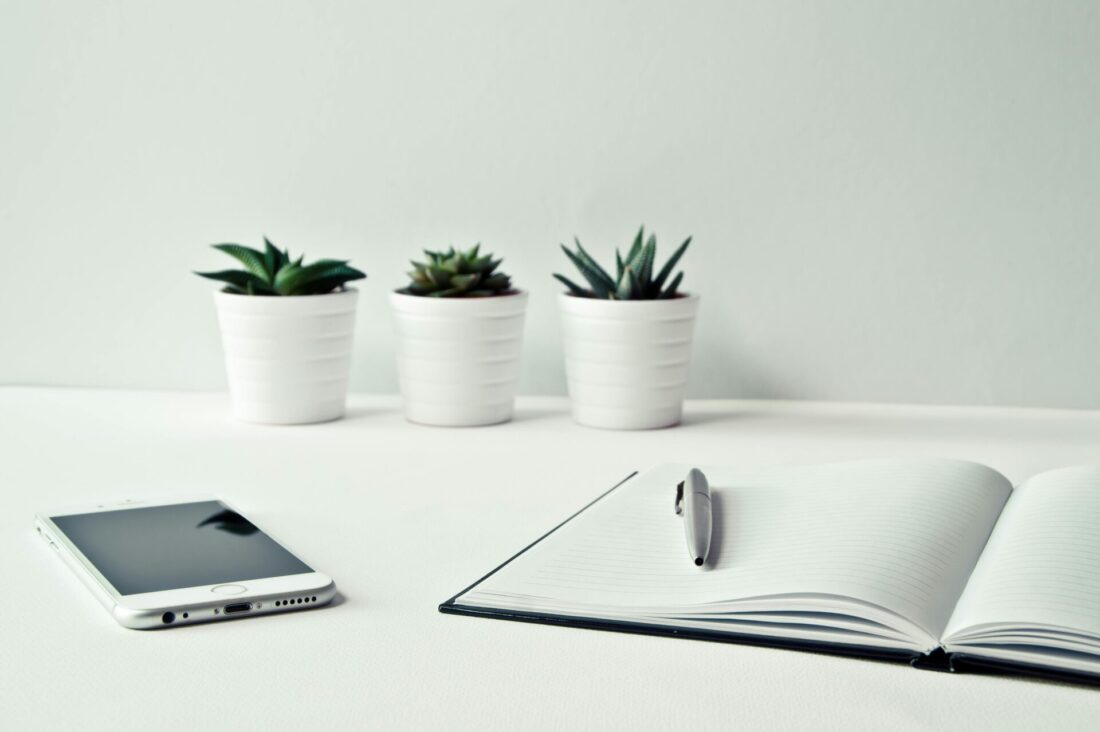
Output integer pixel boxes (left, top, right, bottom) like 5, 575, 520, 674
398, 244, 515, 297
554, 226, 691, 300
195, 238, 366, 296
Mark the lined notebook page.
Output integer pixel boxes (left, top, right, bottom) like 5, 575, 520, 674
460, 460, 1011, 640
944, 466, 1100, 640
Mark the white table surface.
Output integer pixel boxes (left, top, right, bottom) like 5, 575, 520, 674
4, 387, 1100, 730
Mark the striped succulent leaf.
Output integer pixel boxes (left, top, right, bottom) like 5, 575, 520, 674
195, 238, 366, 296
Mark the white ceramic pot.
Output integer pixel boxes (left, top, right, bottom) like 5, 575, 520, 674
214, 288, 358, 424
390, 291, 528, 426
559, 292, 700, 430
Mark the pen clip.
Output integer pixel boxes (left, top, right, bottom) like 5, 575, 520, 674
674, 481, 684, 515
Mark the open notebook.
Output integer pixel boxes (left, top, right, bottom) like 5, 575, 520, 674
441, 460, 1100, 684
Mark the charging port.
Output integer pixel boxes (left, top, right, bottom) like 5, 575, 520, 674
224, 602, 252, 615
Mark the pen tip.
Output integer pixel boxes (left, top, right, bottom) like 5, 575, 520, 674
694, 557, 704, 567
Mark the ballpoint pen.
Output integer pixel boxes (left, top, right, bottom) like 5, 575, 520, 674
675, 468, 712, 567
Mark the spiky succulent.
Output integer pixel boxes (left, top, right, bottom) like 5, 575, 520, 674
195, 238, 366, 296
554, 226, 691, 300
399, 244, 514, 297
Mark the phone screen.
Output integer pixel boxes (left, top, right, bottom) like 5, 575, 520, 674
50, 501, 312, 595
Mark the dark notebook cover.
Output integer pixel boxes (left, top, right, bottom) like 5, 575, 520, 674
439, 472, 1100, 687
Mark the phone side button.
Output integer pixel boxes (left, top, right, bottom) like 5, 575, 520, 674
211, 584, 247, 595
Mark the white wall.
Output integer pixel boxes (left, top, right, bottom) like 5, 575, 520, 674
2, 0, 1098, 407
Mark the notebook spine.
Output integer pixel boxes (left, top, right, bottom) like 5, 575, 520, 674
910, 647, 955, 673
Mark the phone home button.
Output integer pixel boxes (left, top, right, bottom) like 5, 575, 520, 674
211, 584, 247, 595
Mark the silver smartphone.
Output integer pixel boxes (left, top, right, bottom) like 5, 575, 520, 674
35, 496, 336, 629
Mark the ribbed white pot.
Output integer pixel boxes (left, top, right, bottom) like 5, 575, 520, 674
390, 291, 528, 427
214, 289, 358, 425
559, 292, 700, 430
